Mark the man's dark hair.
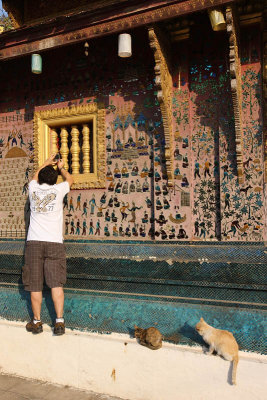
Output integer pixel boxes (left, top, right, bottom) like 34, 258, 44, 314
38, 165, 58, 185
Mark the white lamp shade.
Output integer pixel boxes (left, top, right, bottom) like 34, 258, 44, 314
31, 53, 42, 74
118, 33, 132, 58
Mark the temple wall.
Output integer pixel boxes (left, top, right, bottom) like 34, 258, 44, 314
0, 25, 264, 242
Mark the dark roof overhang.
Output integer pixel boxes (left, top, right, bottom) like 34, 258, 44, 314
0, 0, 234, 61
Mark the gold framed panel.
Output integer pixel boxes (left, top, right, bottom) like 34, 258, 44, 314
33, 103, 106, 189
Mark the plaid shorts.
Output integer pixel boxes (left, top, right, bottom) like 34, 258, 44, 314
22, 241, 67, 292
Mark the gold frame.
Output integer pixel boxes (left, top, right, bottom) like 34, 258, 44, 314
33, 103, 106, 189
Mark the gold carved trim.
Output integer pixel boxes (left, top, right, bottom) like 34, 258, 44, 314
148, 26, 174, 187
226, 5, 244, 184
33, 103, 106, 189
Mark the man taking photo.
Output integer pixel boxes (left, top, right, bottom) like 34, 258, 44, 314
23, 153, 73, 335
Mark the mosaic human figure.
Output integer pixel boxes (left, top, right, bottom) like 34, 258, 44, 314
65, 220, 69, 235
222, 165, 229, 181
75, 219, 81, 235
25, 166, 31, 180
174, 164, 181, 178
113, 224, 118, 236
194, 221, 199, 236
204, 160, 211, 177
194, 161, 201, 179
229, 220, 241, 237
111, 210, 117, 223
115, 180, 122, 193
82, 220, 88, 235
155, 170, 161, 182
139, 225, 146, 237
131, 162, 139, 176
69, 197, 74, 212
225, 193, 230, 210
11, 131, 17, 147
145, 197, 152, 208
129, 181, 135, 193
125, 225, 131, 237
136, 179, 141, 192
199, 222, 206, 239
114, 163, 121, 178
89, 194, 96, 215
104, 224, 110, 236
142, 177, 149, 192
122, 181, 128, 194
122, 163, 129, 178
162, 183, 168, 196
76, 193, 82, 211
108, 181, 115, 191
116, 134, 123, 150
22, 182, 29, 195
169, 226, 176, 239
142, 211, 149, 224
141, 161, 149, 177
177, 225, 187, 239
155, 184, 161, 196
100, 193, 106, 204
95, 220, 101, 235
18, 132, 26, 147
70, 219, 75, 234
120, 202, 129, 221
156, 198, 162, 210
128, 202, 142, 223
163, 197, 170, 209
89, 220, 94, 235
182, 154, 189, 168
105, 209, 110, 222
63, 194, 68, 210
82, 200, 88, 217
181, 174, 189, 187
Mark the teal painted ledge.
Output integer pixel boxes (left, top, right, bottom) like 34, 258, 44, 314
0, 287, 266, 355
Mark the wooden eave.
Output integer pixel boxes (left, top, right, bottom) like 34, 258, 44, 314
0, 0, 234, 61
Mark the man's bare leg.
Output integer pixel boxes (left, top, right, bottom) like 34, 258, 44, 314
51, 287, 64, 318
30, 291, 42, 320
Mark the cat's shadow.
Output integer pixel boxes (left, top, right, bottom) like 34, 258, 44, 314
180, 322, 206, 347
127, 326, 135, 338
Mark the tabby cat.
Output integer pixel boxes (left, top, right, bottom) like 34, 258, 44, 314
134, 325, 163, 350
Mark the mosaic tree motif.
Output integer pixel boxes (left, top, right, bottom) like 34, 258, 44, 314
220, 31, 263, 242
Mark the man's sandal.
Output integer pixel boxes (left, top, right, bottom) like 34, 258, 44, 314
54, 321, 65, 335
26, 320, 43, 334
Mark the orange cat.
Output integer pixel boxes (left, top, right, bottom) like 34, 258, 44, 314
134, 325, 162, 350
195, 317, 239, 385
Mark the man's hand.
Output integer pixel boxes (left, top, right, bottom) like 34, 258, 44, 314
43, 153, 57, 167
57, 159, 64, 170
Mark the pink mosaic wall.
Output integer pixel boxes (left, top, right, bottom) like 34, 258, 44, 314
0, 25, 264, 241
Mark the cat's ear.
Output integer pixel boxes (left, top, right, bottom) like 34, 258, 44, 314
134, 324, 138, 329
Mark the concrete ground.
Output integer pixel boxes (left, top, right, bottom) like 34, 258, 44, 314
0, 374, 124, 400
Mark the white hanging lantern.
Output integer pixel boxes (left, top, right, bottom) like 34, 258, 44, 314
118, 33, 132, 58
31, 53, 42, 74
208, 9, 226, 31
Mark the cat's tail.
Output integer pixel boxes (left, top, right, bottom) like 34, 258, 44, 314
232, 354, 239, 385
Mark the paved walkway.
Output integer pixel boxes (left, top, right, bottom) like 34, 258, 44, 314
0, 374, 124, 400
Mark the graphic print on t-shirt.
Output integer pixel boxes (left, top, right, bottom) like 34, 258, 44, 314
32, 191, 57, 213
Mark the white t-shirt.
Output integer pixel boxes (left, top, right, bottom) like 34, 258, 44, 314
27, 180, 70, 243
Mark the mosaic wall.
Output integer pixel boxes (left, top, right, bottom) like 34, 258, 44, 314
0, 25, 264, 241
